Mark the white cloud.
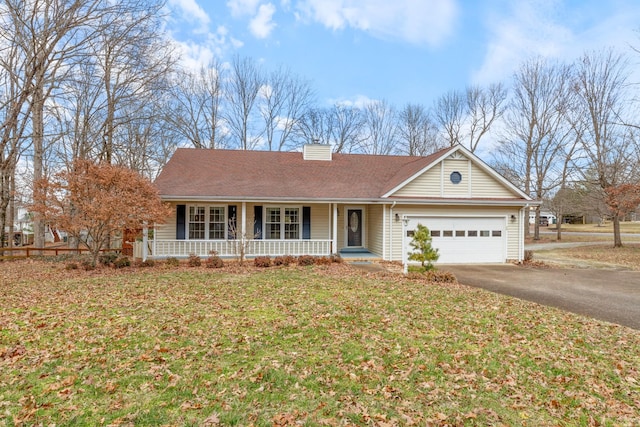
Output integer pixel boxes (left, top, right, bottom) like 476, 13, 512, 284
472, 0, 640, 86
168, 0, 210, 32
227, 0, 262, 17
295, 0, 459, 46
249, 3, 277, 38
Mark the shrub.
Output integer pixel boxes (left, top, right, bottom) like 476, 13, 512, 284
330, 253, 343, 263
297, 255, 315, 266
524, 250, 534, 262
273, 255, 295, 266
81, 259, 95, 271
315, 256, 332, 266
206, 251, 224, 268
98, 252, 118, 266
407, 224, 439, 271
65, 262, 79, 270
165, 257, 180, 267
137, 259, 155, 268
187, 253, 201, 267
254, 256, 272, 268
423, 270, 457, 283
113, 256, 131, 269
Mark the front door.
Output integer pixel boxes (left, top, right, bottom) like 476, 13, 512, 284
347, 209, 363, 247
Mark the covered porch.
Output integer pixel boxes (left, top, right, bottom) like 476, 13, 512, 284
137, 202, 387, 260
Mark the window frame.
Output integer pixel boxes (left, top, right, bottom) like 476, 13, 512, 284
186, 205, 227, 240
264, 205, 302, 240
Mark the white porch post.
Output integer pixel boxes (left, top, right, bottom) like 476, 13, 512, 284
402, 217, 409, 275
332, 203, 338, 254
142, 223, 148, 262
241, 202, 247, 237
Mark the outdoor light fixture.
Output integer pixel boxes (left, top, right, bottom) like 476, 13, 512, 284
395, 213, 400, 222
510, 214, 516, 222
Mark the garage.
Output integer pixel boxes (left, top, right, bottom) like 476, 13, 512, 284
405, 216, 506, 264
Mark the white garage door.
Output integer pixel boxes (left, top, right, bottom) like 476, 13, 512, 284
405, 216, 506, 264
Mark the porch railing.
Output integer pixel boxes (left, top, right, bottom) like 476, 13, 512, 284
142, 239, 333, 259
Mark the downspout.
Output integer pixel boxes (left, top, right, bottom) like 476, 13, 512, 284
519, 204, 529, 262
389, 201, 396, 261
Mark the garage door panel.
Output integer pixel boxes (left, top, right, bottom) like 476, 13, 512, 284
406, 217, 505, 264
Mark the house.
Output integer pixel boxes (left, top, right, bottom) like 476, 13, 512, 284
147, 144, 538, 264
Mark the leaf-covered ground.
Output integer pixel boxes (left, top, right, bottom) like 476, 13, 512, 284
1, 260, 639, 426
535, 244, 640, 271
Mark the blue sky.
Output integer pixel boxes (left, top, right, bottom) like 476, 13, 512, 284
165, 0, 640, 108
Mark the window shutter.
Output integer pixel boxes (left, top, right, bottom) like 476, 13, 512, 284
254, 206, 262, 239
228, 205, 237, 239
176, 205, 186, 240
302, 206, 311, 239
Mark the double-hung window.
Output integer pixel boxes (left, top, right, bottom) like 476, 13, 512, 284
209, 207, 225, 239
188, 205, 226, 240
265, 207, 300, 239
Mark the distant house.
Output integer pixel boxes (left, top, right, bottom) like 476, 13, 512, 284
147, 144, 538, 264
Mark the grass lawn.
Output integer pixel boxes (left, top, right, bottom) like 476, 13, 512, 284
549, 222, 640, 234
1, 260, 639, 426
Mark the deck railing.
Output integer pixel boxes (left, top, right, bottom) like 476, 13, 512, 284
144, 239, 333, 259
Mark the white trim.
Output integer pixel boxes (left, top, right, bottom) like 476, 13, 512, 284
382, 144, 534, 200
263, 205, 303, 240
186, 204, 227, 240
344, 205, 366, 248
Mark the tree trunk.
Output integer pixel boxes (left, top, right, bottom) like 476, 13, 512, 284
556, 214, 563, 241
32, 82, 45, 254
533, 208, 541, 240
612, 214, 623, 248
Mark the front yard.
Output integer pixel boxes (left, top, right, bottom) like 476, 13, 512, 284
1, 260, 639, 425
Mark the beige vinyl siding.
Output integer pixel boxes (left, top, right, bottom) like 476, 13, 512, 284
156, 202, 177, 240
442, 159, 470, 197
336, 204, 345, 249
471, 166, 516, 198
390, 156, 519, 199
392, 165, 441, 197
367, 204, 384, 257
388, 205, 523, 262
310, 204, 331, 240
157, 203, 332, 241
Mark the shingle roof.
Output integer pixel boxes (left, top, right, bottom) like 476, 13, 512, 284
153, 147, 451, 201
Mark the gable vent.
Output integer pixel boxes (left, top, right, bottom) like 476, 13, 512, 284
303, 143, 332, 161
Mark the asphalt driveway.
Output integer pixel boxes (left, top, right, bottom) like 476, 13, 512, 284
441, 264, 640, 330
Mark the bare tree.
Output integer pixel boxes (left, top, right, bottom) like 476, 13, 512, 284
167, 61, 229, 149
573, 48, 637, 247
226, 55, 264, 150
259, 66, 315, 151
466, 83, 508, 152
497, 57, 575, 239
330, 103, 365, 153
293, 107, 333, 147
397, 103, 440, 156
433, 90, 465, 147
361, 99, 397, 155
90, 0, 175, 164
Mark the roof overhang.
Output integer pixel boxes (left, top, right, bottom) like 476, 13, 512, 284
160, 195, 541, 207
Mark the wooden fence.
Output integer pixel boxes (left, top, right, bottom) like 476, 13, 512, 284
0, 246, 119, 261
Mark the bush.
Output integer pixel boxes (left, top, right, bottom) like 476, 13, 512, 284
187, 253, 201, 267
330, 253, 343, 263
113, 256, 131, 269
137, 259, 155, 268
315, 256, 332, 266
81, 259, 95, 271
65, 262, 79, 270
165, 257, 180, 267
206, 251, 224, 268
424, 270, 457, 283
254, 256, 272, 268
524, 250, 534, 262
273, 255, 295, 266
297, 255, 315, 266
98, 252, 118, 266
